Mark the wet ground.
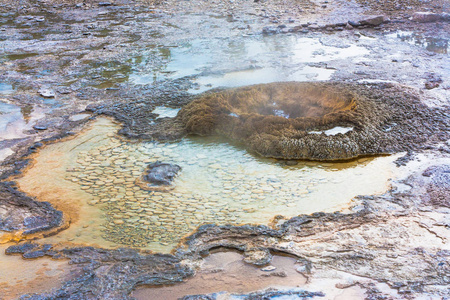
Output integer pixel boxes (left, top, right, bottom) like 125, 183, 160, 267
14, 117, 400, 252
0, 0, 449, 299
0, 245, 70, 299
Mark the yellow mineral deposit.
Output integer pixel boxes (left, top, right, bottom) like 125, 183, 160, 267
14, 118, 121, 249
0, 230, 24, 244
15, 117, 401, 253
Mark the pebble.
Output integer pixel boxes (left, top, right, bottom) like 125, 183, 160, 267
38, 88, 55, 98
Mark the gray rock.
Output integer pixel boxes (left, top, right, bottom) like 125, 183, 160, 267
38, 88, 55, 98
348, 20, 361, 27
5, 243, 39, 254
262, 26, 279, 34
243, 248, 273, 266
33, 125, 48, 130
261, 265, 276, 271
0, 183, 63, 237
359, 15, 387, 26
441, 13, 450, 22
143, 161, 181, 186
412, 12, 441, 23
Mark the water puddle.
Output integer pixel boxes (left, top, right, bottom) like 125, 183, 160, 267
0, 83, 14, 94
152, 106, 181, 119
130, 35, 368, 92
387, 31, 448, 54
0, 244, 70, 300
69, 113, 92, 122
309, 126, 354, 136
82, 60, 132, 89
15, 118, 400, 253
133, 250, 366, 300
0, 101, 47, 140
190, 66, 335, 94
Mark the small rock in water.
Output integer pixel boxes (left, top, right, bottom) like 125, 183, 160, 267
143, 161, 181, 186
424, 73, 442, 90
244, 248, 273, 266
348, 20, 361, 27
33, 125, 48, 130
261, 266, 276, 272
38, 88, 55, 98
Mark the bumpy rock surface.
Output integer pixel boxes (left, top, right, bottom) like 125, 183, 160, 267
12, 245, 194, 300
135, 161, 181, 191
176, 82, 449, 160
420, 165, 450, 208
0, 183, 64, 242
144, 162, 181, 186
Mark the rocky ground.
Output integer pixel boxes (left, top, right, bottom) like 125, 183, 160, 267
0, 0, 449, 299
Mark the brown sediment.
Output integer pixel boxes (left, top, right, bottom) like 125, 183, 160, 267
180, 82, 361, 134
132, 249, 370, 300
175, 81, 447, 161
177, 82, 384, 161
132, 250, 308, 300
0, 244, 71, 300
